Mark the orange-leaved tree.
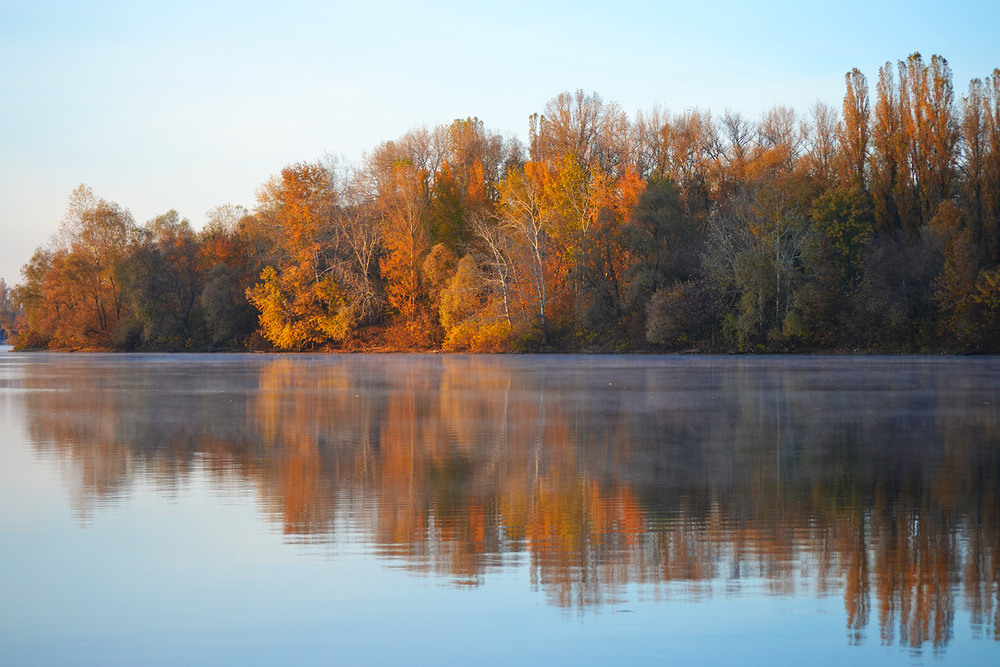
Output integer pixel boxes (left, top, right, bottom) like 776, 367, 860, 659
246, 162, 352, 350
378, 161, 433, 345
15, 185, 140, 349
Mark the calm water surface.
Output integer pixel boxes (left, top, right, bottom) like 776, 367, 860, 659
0, 351, 998, 665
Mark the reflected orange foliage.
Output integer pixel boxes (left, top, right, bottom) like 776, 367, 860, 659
16, 355, 1000, 651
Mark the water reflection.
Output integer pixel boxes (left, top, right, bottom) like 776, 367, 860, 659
9, 353, 1000, 650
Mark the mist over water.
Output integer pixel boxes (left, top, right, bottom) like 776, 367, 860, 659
1, 353, 998, 664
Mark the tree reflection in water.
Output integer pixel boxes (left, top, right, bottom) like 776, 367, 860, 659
17, 354, 1000, 651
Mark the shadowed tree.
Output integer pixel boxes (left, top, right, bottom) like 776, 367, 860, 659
783, 186, 874, 346
119, 210, 206, 349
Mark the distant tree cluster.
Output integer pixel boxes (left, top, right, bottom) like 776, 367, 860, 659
0, 278, 17, 343
10, 54, 1000, 352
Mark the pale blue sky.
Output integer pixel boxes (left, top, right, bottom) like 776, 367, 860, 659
2, 0, 998, 284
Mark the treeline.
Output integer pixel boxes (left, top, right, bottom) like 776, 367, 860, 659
9, 53, 1000, 352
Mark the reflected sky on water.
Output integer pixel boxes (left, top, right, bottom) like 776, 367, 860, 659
1, 353, 998, 665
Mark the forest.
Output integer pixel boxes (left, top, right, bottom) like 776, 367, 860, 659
4, 53, 1000, 353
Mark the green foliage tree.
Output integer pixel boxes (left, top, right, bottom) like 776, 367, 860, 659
198, 204, 262, 348
784, 187, 873, 346
619, 179, 701, 309
118, 211, 206, 349
645, 280, 716, 348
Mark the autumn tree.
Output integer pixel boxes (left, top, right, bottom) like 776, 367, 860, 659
366, 126, 448, 194
870, 62, 906, 232
592, 100, 636, 177
330, 175, 385, 330
661, 108, 719, 215
246, 162, 353, 350
871, 54, 960, 233
424, 161, 467, 251
571, 165, 646, 343
378, 161, 433, 344
466, 210, 515, 332
496, 161, 565, 346
960, 70, 1000, 264
16, 185, 140, 348
632, 105, 668, 180
445, 116, 517, 186
933, 199, 1000, 351
420, 243, 458, 345
438, 253, 509, 351
197, 204, 260, 347
754, 106, 804, 175
840, 68, 871, 189
899, 54, 960, 224
802, 101, 840, 189
10, 250, 52, 348
718, 110, 756, 187
984, 71, 1000, 264
530, 90, 605, 168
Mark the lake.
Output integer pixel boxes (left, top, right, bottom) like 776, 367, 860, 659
1, 351, 998, 665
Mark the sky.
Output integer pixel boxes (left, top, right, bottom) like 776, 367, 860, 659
2, 0, 999, 286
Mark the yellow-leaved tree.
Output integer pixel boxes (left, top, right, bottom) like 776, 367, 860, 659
246, 162, 353, 350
